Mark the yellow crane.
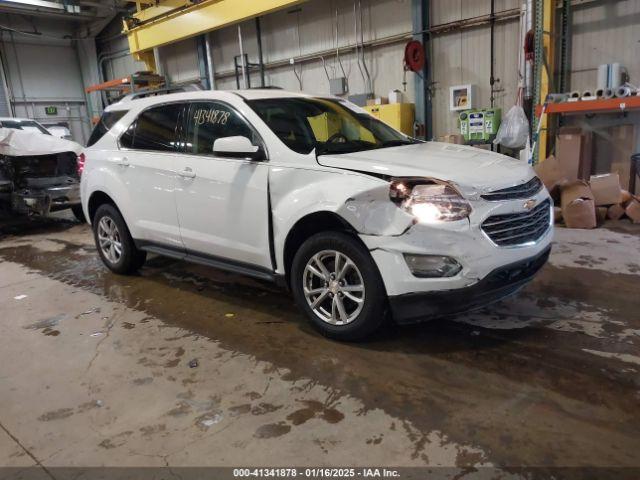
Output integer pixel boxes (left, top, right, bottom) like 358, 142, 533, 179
123, 0, 308, 71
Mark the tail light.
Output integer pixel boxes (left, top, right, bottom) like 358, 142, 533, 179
77, 152, 86, 175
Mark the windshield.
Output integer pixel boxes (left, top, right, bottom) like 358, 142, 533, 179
0, 120, 50, 135
247, 97, 419, 155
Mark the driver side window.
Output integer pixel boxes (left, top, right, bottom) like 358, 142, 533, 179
186, 102, 260, 156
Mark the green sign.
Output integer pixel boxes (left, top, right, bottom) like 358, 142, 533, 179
45, 106, 58, 116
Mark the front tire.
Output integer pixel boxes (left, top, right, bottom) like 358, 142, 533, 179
93, 204, 146, 274
291, 231, 387, 341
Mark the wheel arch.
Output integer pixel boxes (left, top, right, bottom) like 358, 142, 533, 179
87, 190, 120, 224
282, 211, 363, 287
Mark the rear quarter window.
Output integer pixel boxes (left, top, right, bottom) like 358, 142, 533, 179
87, 110, 128, 147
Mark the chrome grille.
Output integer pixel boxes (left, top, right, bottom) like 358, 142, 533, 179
481, 177, 543, 201
482, 199, 551, 247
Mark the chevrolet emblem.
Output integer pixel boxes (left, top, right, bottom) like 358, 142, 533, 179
523, 199, 537, 210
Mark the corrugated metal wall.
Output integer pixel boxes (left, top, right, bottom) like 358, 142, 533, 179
0, 16, 91, 143
159, 0, 413, 97
98, 0, 640, 139
154, 0, 523, 137
569, 0, 640, 92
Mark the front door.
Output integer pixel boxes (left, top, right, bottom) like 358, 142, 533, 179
117, 102, 185, 249
173, 101, 272, 269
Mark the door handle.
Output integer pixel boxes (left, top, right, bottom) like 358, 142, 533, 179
178, 167, 196, 178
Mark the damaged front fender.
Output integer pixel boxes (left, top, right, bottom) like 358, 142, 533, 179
269, 166, 416, 273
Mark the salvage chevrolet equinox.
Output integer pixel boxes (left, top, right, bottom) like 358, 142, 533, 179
81, 89, 553, 340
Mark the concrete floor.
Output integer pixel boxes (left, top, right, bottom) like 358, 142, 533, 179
0, 212, 639, 474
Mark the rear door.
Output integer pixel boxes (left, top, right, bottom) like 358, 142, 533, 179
117, 102, 185, 249
173, 100, 272, 269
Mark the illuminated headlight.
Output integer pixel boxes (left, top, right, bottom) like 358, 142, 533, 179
389, 179, 471, 223
404, 254, 462, 278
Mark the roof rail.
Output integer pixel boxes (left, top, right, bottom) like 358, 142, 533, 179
119, 83, 204, 103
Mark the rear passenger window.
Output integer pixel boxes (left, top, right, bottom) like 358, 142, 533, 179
121, 103, 184, 152
87, 110, 127, 147
186, 102, 260, 156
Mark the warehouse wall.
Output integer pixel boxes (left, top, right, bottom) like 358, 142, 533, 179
154, 0, 522, 138
151, 0, 413, 98
96, 0, 640, 140
209, 0, 412, 97
569, 0, 640, 92
0, 15, 91, 143
96, 18, 146, 81
430, 0, 521, 137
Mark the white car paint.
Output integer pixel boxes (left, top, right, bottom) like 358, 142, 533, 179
81, 89, 553, 321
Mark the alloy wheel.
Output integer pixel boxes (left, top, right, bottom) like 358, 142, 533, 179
97, 216, 122, 264
303, 250, 365, 325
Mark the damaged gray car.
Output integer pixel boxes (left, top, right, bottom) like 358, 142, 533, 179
0, 122, 84, 220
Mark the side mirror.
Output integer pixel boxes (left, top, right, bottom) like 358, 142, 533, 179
213, 136, 265, 161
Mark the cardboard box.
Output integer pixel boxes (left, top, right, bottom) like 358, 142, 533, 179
626, 198, 640, 224
553, 206, 563, 223
621, 189, 633, 205
556, 127, 593, 182
589, 173, 623, 206
609, 125, 636, 192
388, 89, 403, 104
556, 130, 581, 181
596, 206, 608, 223
561, 181, 596, 229
607, 204, 626, 220
534, 155, 565, 190
594, 125, 636, 192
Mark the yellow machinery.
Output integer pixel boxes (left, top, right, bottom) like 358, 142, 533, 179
537, 0, 554, 162
307, 113, 342, 142
124, 0, 308, 69
364, 104, 415, 136
308, 113, 377, 143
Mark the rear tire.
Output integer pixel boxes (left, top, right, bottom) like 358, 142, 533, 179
291, 231, 387, 341
92, 204, 146, 274
71, 204, 85, 223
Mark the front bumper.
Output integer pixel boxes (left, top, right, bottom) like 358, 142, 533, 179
388, 246, 550, 324
359, 188, 553, 323
9, 182, 80, 215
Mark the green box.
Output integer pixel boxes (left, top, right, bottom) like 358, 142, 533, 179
45, 106, 58, 116
459, 108, 501, 143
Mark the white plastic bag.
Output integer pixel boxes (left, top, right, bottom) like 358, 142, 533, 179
493, 105, 529, 149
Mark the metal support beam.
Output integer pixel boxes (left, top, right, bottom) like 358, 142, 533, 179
0, 0, 63, 10
255, 17, 266, 88
204, 33, 216, 90
125, 0, 308, 59
412, 0, 432, 140
532, 0, 554, 163
196, 35, 209, 89
559, 0, 572, 94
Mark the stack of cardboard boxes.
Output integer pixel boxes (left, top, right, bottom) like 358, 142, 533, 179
535, 125, 640, 228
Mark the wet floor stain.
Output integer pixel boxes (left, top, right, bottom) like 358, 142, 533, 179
286, 400, 344, 426
38, 407, 74, 422
2, 218, 640, 467
254, 422, 292, 439
24, 314, 66, 330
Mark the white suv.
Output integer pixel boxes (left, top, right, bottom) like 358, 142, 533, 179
81, 89, 553, 340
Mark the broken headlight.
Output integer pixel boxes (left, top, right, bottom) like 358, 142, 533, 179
389, 179, 471, 223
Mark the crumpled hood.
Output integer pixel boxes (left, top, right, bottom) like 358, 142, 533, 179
0, 128, 83, 157
317, 141, 536, 195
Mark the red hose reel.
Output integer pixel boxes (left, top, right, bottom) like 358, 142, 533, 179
404, 40, 426, 72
